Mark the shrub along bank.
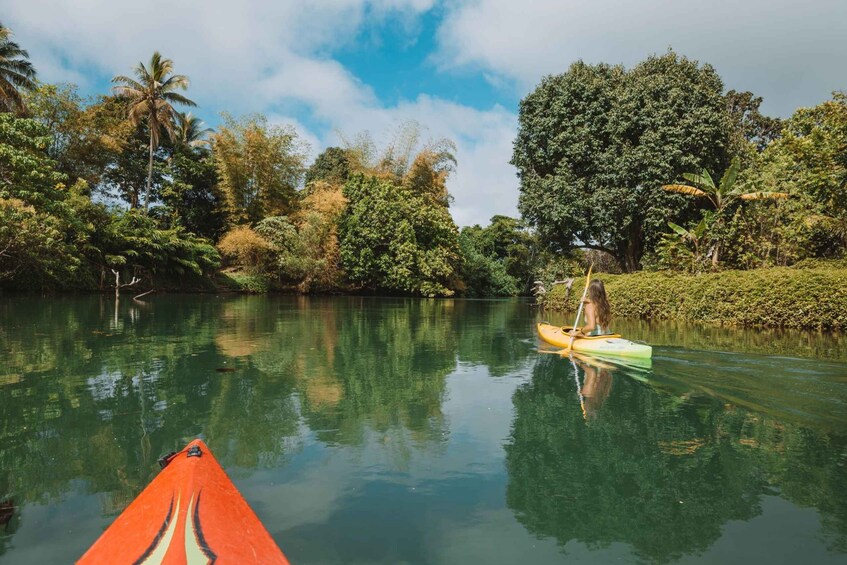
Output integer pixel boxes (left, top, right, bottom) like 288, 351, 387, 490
543, 263, 847, 330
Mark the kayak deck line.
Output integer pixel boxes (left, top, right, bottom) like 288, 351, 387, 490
537, 322, 653, 359
77, 439, 290, 565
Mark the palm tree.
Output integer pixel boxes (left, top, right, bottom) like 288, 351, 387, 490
0, 23, 37, 114
112, 52, 195, 211
173, 112, 213, 151
663, 156, 789, 265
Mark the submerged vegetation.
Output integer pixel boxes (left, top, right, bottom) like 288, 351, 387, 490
0, 22, 844, 317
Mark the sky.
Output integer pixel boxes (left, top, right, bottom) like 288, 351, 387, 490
2, 0, 846, 227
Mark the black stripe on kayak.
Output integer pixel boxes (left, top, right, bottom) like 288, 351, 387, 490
192, 489, 218, 563
133, 493, 174, 565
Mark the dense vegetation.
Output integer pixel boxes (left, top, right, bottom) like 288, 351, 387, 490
0, 23, 844, 306
544, 261, 847, 329
0, 24, 536, 296
514, 51, 846, 278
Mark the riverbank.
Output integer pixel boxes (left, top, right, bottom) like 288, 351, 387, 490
542, 262, 847, 330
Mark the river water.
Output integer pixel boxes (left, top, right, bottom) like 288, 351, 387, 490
0, 295, 845, 564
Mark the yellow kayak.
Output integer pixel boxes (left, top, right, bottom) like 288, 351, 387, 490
537, 323, 653, 359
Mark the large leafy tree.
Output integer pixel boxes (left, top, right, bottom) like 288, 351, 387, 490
157, 112, 223, 238
745, 92, 847, 255
725, 90, 783, 155
304, 146, 350, 188
112, 52, 196, 212
0, 114, 88, 287
26, 86, 133, 188
0, 23, 36, 114
513, 52, 729, 271
339, 174, 460, 297
458, 216, 537, 296
213, 113, 306, 225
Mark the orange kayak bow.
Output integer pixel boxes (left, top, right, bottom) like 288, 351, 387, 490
78, 439, 289, 564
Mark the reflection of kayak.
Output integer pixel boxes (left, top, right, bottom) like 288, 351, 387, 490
537, 323, 653, 359
571, 351, 652, 372
78, 439, 289, 564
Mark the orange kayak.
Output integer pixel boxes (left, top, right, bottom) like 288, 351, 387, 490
78, 439, 290, 564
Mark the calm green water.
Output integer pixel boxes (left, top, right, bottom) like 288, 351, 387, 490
1, 295, 846, 564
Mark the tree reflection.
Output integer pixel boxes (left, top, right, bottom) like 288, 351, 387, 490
0, 294, 538, 555
506, 354, 847, 561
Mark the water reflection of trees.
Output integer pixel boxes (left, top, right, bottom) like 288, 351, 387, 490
506, 354, 847, 562
0, 295, 537, 555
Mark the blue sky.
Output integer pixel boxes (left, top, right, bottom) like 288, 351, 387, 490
3, 0, 846, 226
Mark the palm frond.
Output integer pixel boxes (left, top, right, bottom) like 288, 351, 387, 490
739, 191, 790, 201
0, 23, 36, 110
718, 156, 739, 195
667, 221, 689, 237
662, 184, 708, 197
161, 74, 190, 91
700, 168, 715, 189
133, 61, 151, 85
161, 91, 196, 107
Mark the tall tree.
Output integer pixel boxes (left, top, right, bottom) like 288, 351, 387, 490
26, 86, 133, 188
304, 146, 350, 188
747, 92, 847, 255
513, 52, 729, 271
339, 174, 460, 297
0, 23, 36, 114
725, 90, 783, 157
213, 113, 306, 225
112, 52, 195, 212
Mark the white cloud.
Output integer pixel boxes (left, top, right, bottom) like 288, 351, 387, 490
4, 0, 520, 227
435, 0, 847, 117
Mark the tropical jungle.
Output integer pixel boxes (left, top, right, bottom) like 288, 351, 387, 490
0, 22, 844, 327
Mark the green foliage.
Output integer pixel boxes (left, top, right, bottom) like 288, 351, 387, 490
256, 213, 341, 292
757, 92, 847, 251
514, 51, 729, 271
725, 89, 783, 156
544, 266, 847, 330
304, 146, 350, 188
158, 147, 226, 240
457, 216, 538, 296
101, 118, 164, 209
458, 227, 518, 297
26, 85, 132, 188
0, 113, 89, 288
339, 174, 460, 297
95, 210, 220, 285
663, 156, 789, 267
712, 93, 847, 268
217, 270, 271, 293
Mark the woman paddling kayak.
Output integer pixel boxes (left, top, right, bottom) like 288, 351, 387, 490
569, 279, 612, 337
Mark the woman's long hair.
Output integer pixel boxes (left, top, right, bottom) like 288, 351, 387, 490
587, 280, 611, 328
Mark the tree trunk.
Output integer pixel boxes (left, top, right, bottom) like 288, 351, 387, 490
712, 242, 720, 267
621, 225, 643, 273
113, 269, 121, 299
144, 133, 154, 213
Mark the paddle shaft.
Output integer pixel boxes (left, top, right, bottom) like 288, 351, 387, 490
568, 265, 593, 350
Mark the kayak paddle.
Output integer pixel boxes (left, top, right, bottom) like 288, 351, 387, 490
568, 265, 593, 350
